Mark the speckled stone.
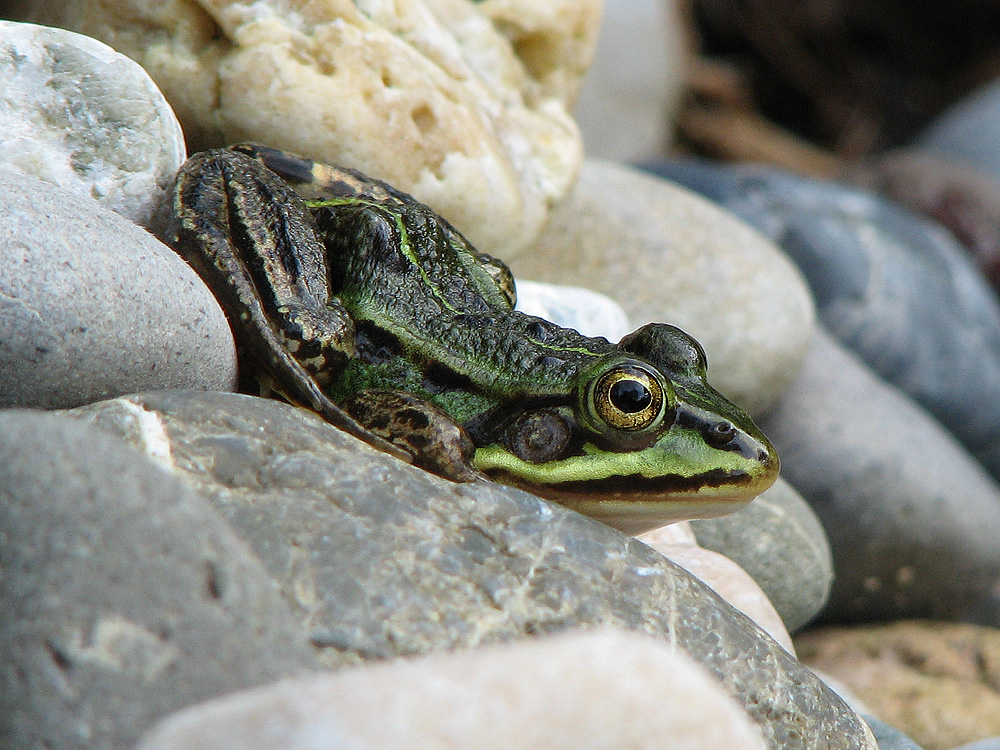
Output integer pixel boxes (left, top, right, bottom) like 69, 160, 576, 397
509, 160, 816, 415
68, 390, 876, 750
689, 478, 833, 633
0, 170, 237, 410
762, 329, 1000, 623
0, 20, 186, 228
797, 621, 1000, 750
136, 629, 769, 750
0, 410, 319, 750
641, 158, 1000, 482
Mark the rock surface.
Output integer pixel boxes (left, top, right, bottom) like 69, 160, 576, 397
797, 620, 1000, 750
67, 390, 877, 750
762, 329, 1000, 623
689, 478, 833, 633
637, 522, 794, 653
0, 410, 320, 750
5, 0, 594, 257
845, 149, 1000, 289
509, 160, 816, 415
642, 158, 1000, 481
0, 20, 186, 228
0, 170, 237, 410
136, 629, 769, 750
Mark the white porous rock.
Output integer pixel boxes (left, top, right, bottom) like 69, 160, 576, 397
0, 21, 186, 228
7, 0, 598, 257
0, 170, 237, 410
136, 629, 767, 750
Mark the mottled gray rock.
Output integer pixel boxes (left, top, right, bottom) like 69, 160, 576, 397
690, 478, 833, 632
0, 20, 186, 228
0, 170, 237, 410
641, 158, 1000, 481
137, 629, 769, 750
510, 160, 816, 415
762, 329, 1000, 623
0, 410, 320, 750
70, 390, 876, 750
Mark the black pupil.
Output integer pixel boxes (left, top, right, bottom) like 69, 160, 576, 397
610, 379, 652, 413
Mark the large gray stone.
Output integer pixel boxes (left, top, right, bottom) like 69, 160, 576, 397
0, 169, 237, 410
0, 410, 320, 750
69, 390, 876, 750
762, 330, 1000, 623
0, 20, 186, 228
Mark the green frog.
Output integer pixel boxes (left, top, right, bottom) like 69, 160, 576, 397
165, 144, 778, 534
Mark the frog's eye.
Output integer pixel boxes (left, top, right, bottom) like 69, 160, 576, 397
591, 363, 668, 432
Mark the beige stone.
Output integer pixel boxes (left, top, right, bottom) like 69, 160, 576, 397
508, 160, 816, 415
796, 620, 1000, 750
638, 522, 795, 654
137, 628, 767, 750
8, 0, 595, 256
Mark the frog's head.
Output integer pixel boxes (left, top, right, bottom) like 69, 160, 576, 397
473, 324, 779, 534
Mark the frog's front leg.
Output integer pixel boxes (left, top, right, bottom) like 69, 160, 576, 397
343, 390, 480, 481
167, 148, 410, 463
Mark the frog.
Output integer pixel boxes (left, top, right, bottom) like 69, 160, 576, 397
164, 143, 779, 534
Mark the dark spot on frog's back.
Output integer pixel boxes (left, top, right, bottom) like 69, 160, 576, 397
422, 362, 475, 395
237, 144, 316, 184
355, 320, 402, 364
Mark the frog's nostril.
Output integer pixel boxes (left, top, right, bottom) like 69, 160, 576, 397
705, 420, 736, 448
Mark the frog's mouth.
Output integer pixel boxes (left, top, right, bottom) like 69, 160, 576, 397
472, 428, 779, 535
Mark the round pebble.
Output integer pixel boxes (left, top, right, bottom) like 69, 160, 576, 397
136, 630, 770, 750
0, 169, 237, 410
0, 20, 186, 228
689, 478, 834, 633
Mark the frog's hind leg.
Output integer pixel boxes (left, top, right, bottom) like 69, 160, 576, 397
167, 148, 411, 464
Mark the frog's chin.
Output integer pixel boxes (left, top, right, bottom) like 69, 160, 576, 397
481, 470, 775, 535
539, 492, 758, 536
